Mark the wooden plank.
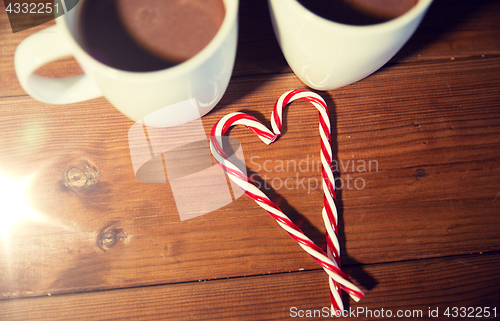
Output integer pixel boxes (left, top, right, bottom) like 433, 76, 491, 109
208, 57, 500, 265
1, 253, 499, 320
393, 0, 500, 62
230, 0, 290, 77
329, 56, 500, 263
1, 55, 499, 298
2, 0, 500, 97
1, 0, 499, 318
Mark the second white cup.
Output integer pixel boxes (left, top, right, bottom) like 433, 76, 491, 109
268, 0, 433, 90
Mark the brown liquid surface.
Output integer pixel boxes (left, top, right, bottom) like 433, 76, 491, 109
79, 0, 225, 72
297, 0, 418, 25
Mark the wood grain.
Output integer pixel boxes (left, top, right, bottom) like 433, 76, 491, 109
0, 57, 499, 298
1, 0, 500, 318
1, 253, 499, 320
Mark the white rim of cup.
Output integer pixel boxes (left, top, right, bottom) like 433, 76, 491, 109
56, 0, 238, 80
291, 0, 433, 34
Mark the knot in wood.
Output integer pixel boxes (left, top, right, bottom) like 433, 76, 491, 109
63, 161, 100, 192
100, 231, 117, 248
97, 225, 126, 250
66, 168, 87, 187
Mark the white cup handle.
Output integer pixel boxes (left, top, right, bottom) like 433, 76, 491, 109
14, 25, 102, 104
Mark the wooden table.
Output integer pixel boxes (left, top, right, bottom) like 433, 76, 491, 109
1, 0, 499, 319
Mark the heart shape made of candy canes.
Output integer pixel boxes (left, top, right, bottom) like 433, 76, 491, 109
209, 89, 364, 311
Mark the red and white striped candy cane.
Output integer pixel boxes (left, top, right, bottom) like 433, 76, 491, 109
272, 89, 344, 310
209, 89, 364, 310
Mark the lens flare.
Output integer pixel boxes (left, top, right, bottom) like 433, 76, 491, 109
0, 172, 42, 241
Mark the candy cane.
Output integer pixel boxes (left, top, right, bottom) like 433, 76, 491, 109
272, 89, 344, 311
209, 90, 364, 310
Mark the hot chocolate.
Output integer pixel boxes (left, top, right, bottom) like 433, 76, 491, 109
297, 0, 418, 26
78, 0, 225, 72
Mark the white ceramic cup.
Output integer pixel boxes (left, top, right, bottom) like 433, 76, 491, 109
15, 0, 238, 127
268, 0, 433, 90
